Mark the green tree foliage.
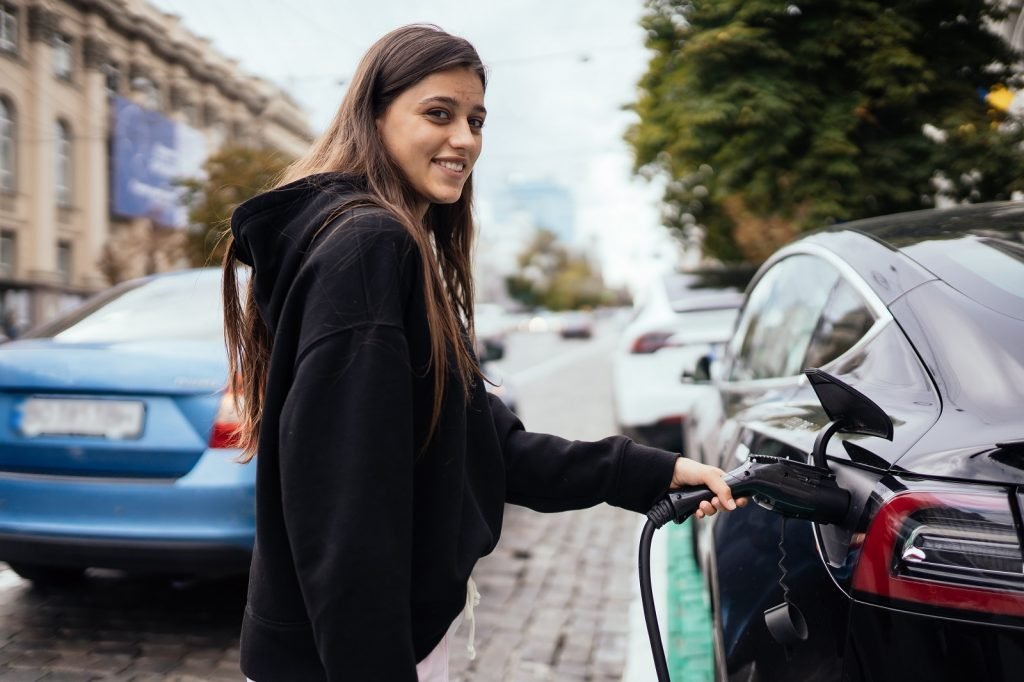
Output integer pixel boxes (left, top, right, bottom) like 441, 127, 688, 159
505, 229, 609, 310
179, 146, 292, 267
627, 0, 1024, 263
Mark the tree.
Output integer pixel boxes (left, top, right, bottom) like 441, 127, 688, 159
506, 229, 608, 310
179, 146, 292, 267
627, 0, 1024, 263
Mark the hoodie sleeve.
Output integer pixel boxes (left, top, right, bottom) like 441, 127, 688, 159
275, 216, 420, 679
487, 393, 679, 514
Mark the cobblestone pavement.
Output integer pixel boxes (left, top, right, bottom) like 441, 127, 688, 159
0, 327, 643, 681
0, 567, 245, 681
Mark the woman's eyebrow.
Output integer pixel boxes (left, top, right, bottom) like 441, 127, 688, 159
419, 95, 487, 115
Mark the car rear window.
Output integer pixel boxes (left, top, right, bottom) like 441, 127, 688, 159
676, 307, 740, 334
902, 235, 1024, 320
24, 270, 226, 343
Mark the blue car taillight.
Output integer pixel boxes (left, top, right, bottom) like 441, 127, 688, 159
209, 391, 241, 450
852, 489, 1024, 617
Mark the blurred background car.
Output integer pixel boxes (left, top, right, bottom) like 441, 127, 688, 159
0, 269, 251, 586
474, 301, 516, 365
559, 311, 594, 339
612, 272, 744, 452
474, 302, 520, 414
687, 202, 1024, 681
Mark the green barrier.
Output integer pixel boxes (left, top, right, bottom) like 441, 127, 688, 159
666, 521, 714, 681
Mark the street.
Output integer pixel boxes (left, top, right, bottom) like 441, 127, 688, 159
0, 319, 650, 681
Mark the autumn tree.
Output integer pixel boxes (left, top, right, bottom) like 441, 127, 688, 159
627, 0, 1024, 263
179, 146, 292, 267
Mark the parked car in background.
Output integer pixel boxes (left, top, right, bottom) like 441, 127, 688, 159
559, 311, 594, 339
475, 301, 516, 363
0, 269, 251, 585
612, 272, 744, 452
687, 202, 1024, 681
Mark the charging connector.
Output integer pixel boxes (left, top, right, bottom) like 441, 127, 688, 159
640, 456, 852, 682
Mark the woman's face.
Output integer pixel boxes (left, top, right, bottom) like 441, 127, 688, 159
376, 67, 485, 217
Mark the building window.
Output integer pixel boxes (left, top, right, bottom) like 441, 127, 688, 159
0, 97, 13, 192
145, 85, 161, 110
104, 61, 121, 94
53, 33, 72, 81
180, 103, 198, 127
209, 120, 226, 150
55, 120, 72, 207
56, 240, 71, 284
132, 75, 160, 110
0, 230, 14, 278
0, 4, 17, 54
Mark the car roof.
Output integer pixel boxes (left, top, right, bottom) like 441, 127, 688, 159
781, 202, 1023, 309
814, 202, 1024, 318
672, 291, 746, 313
833, 201, 1024, 249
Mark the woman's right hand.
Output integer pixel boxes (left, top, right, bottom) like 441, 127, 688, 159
670, 458, 748, 519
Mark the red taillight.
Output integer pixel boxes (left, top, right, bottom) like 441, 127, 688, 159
631, 332, 674, 354
852, 490, 1024, 617
209, 391, 242, 449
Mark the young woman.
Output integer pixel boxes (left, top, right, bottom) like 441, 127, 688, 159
222, 24, 741, 682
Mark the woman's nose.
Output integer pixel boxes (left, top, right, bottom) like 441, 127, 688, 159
449, 119, 478, 151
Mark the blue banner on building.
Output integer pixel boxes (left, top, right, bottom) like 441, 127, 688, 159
111, 96, 207, 229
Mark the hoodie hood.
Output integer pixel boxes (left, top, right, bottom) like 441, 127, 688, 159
230, 173, 366, 333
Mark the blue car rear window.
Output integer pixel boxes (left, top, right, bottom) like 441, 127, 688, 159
23, 270, 226, 343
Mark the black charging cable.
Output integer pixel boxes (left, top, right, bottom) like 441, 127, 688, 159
639, 500, 691, 682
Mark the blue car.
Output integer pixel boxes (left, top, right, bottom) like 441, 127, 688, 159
0, 268, 253, 584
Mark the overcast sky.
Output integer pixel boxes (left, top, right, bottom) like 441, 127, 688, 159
150, 0, 683, 290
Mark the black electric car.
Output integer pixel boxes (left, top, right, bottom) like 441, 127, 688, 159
686, 202, 1024, 681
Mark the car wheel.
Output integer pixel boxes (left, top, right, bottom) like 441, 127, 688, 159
7, 562, 87, 587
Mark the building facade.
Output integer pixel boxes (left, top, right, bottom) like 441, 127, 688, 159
0, 0, 313, 331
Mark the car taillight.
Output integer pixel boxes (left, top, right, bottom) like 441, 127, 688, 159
852, 490, 1024, 617
209, 391, 241, 449
631, 332, 675, 354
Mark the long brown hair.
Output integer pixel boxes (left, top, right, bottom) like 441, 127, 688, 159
223, 24, 486, 460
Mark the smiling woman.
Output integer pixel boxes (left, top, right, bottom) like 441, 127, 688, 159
220, 24, 740, 682
376, 69, 486, 214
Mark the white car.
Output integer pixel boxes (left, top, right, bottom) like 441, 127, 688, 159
475, 302, 517, 362
612, 275, 743, 452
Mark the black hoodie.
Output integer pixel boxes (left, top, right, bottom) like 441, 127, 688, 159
231, 173, 678, 681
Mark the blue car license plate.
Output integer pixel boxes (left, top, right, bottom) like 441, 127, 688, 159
18, 397, 145, 439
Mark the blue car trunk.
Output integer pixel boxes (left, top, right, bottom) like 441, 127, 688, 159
0, 340, 227, 479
